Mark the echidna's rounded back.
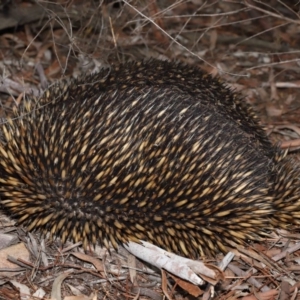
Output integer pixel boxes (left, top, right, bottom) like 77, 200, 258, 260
88, 61, 276, 159
0, 60, 295, 258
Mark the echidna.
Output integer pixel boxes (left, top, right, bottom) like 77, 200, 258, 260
0, 60, 299, 258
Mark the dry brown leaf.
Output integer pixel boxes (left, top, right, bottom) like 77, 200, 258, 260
168, 272, 204, 298
51, 271, 73, 300
71, 252, 104, 272
127, 252, 137, 284
241, 289, 278, 300
0, 243, 30, 277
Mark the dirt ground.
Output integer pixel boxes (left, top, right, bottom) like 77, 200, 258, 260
0, 1, 300, 299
